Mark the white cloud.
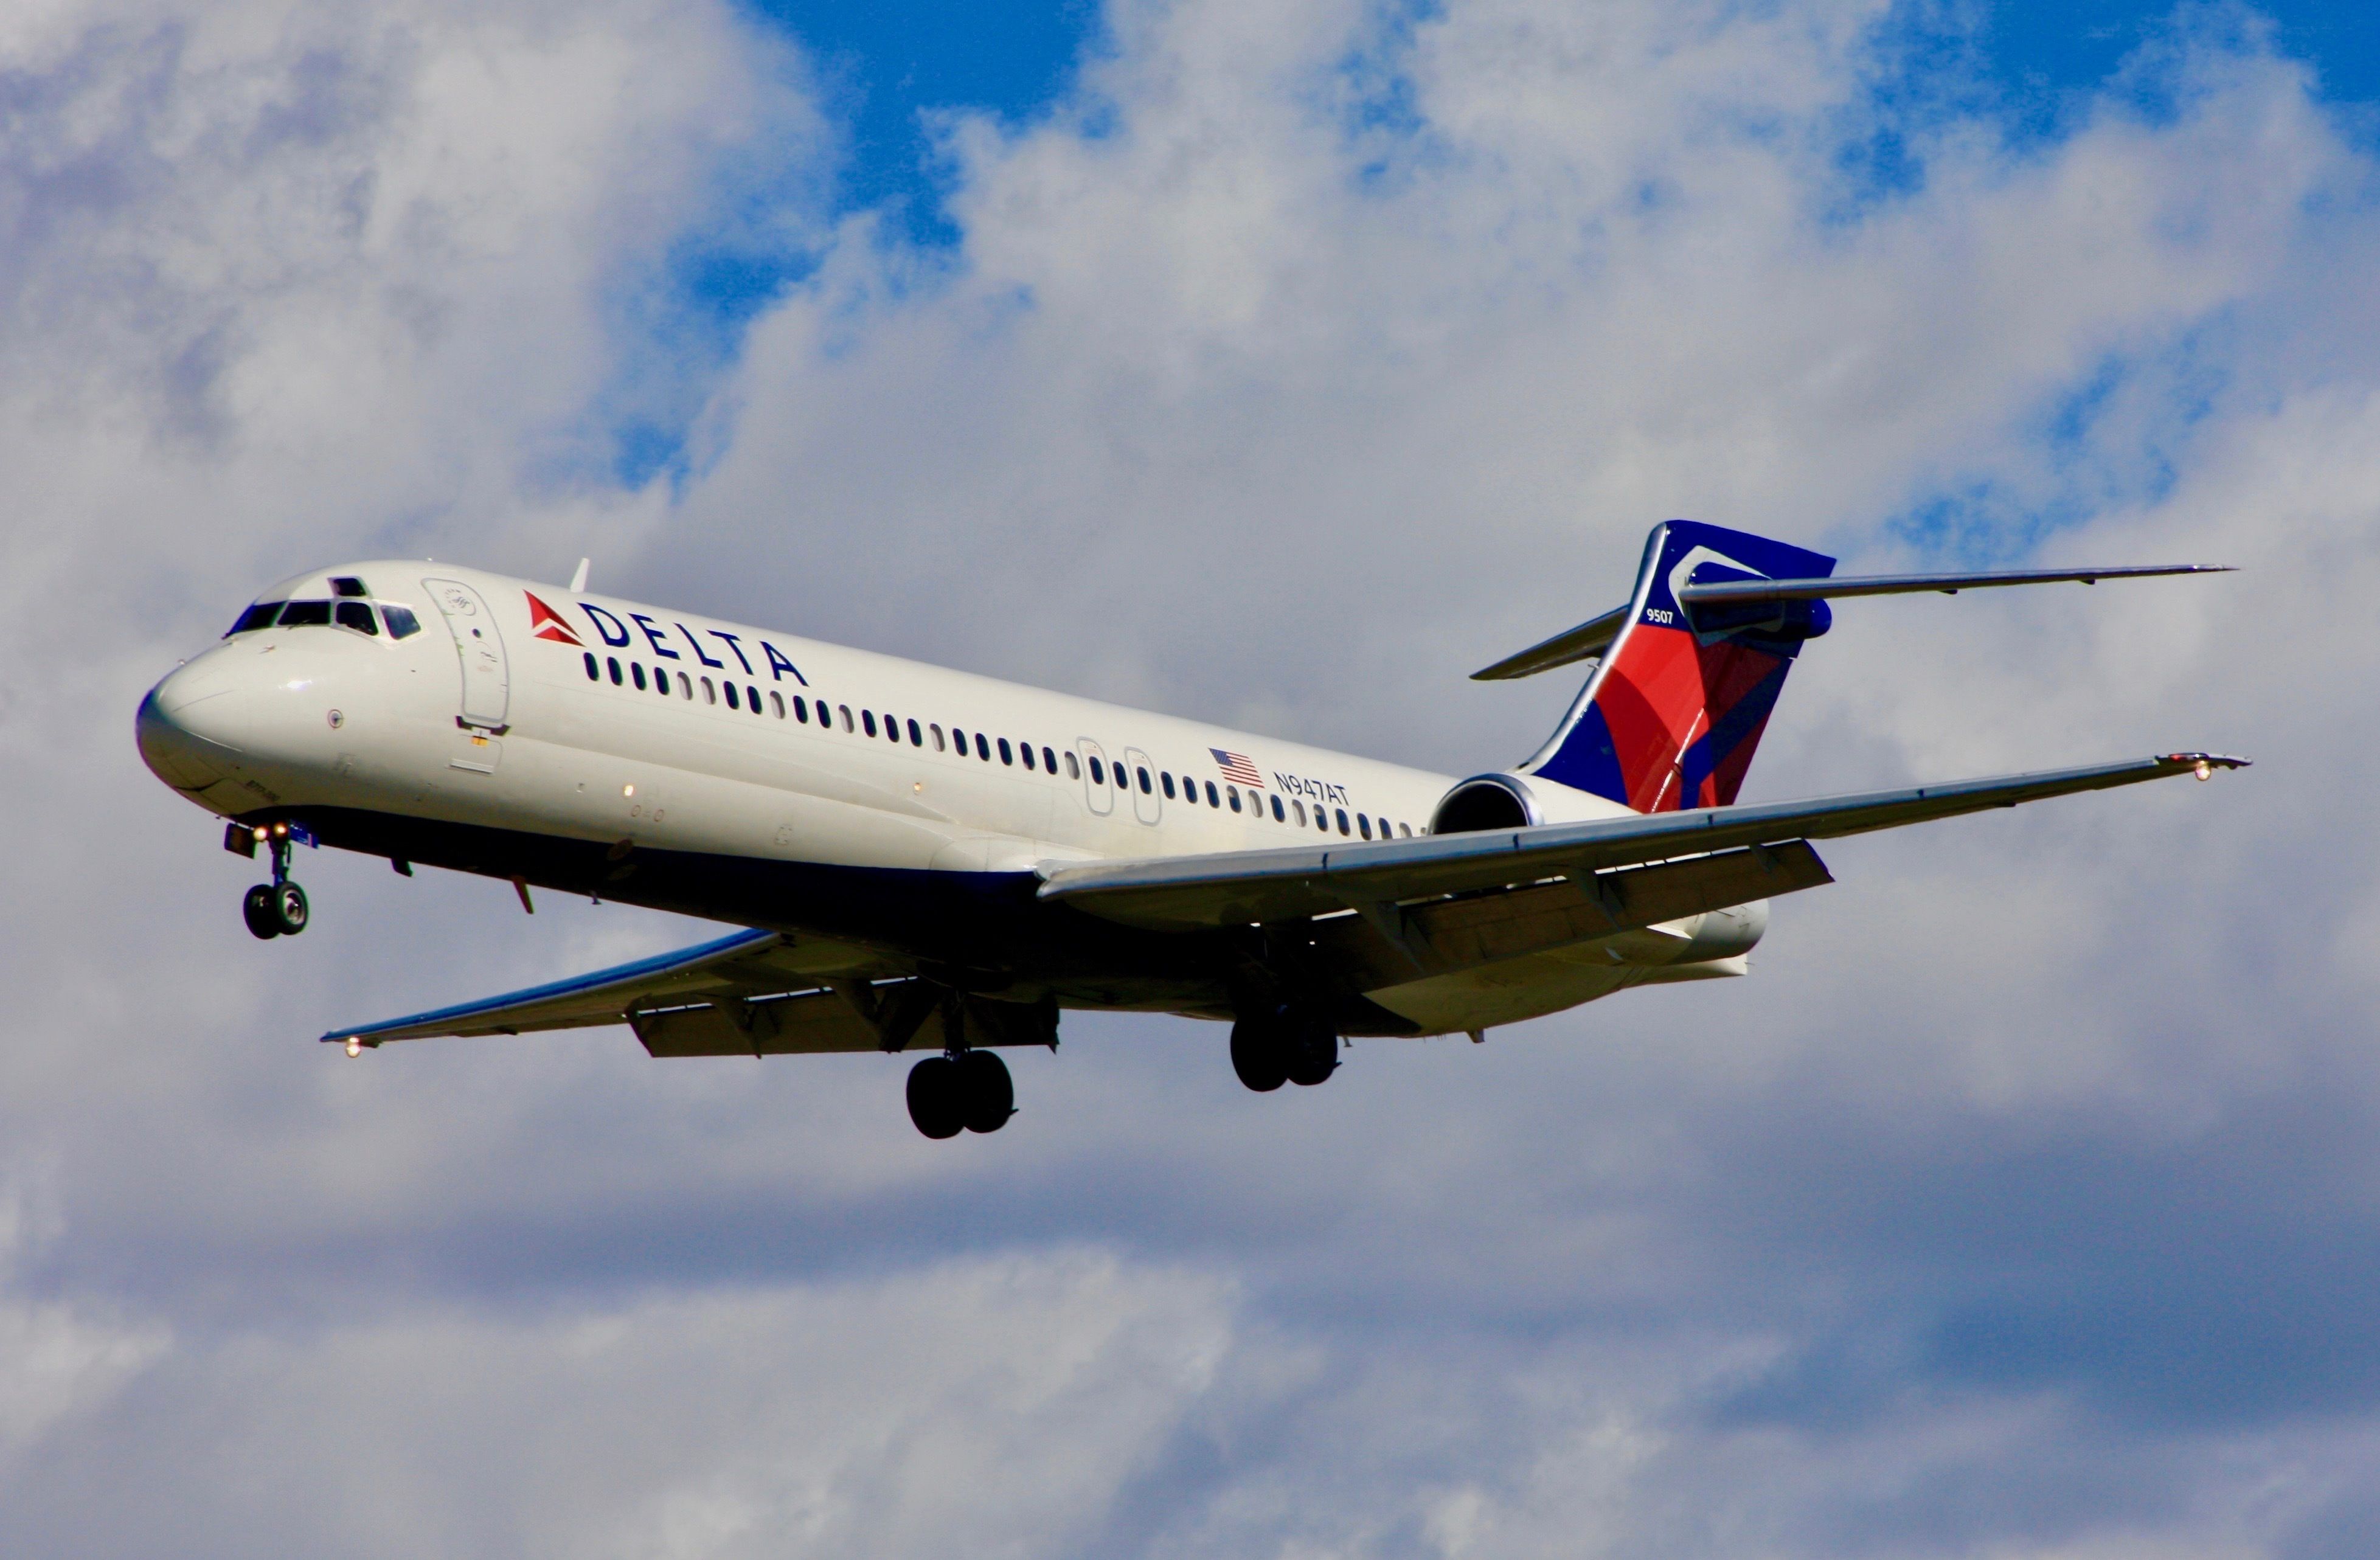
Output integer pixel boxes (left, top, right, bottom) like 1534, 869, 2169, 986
5, 0, 2380, 1555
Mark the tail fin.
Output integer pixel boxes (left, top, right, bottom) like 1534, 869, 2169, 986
1523, 521, 1836, 813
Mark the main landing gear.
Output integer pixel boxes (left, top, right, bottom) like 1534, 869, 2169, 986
1230, 1007, 1341, 1092
235, 823, 310, 940
906, 1048, 1015, 1139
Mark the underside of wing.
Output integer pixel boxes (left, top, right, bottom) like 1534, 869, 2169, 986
321, 928, 1058, 1056
1039, 752, 2248, 931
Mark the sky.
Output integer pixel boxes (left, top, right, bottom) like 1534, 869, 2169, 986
3, 0, 2379, 1555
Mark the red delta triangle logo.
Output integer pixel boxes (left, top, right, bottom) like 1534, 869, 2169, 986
525, 592, 583, 646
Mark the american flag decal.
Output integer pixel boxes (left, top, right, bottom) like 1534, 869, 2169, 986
1211, 748, 1263, 787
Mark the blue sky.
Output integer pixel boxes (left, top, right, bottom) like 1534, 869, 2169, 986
736, 0, 2376, 243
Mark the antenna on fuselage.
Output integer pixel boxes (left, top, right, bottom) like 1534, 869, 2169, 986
569, 558, 591, 594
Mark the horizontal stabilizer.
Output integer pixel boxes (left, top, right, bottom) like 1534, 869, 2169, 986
1678, 563, 2233, 606
1476, 563, 2232, 681
1040, 752, 2248, 929
1471, 605, 1631, 681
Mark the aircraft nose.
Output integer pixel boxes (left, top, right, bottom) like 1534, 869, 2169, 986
136, 662, 251, 791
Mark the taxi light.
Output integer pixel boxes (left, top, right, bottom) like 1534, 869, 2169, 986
252, 826, 271, 842
2195, 760, 2212, 782
345, 1037, 362, 1058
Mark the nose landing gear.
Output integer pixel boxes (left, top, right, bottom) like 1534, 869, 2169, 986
240, 825, 311, 939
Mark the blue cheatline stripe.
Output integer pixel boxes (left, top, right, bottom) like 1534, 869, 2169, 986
322, 926, 778, 1041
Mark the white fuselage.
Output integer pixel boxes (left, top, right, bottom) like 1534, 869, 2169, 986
137, 561, 1754, 1036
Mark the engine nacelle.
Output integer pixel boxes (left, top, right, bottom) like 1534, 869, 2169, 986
1428, 771, 1631, 834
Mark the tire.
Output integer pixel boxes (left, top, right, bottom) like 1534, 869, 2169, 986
958, 1049, 1013, 1134
1230, 1016, 1288, 1092
242, 884, 282, 940
1284, 1016, 1339, 1087
272, 881, 310, 935
906, 1056, 965, 1140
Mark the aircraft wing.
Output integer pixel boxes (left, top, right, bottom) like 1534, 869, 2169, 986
1038, 752, 2248, 930
320, 929, 1017, 1056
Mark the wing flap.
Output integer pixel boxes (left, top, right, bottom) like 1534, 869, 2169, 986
1316, 841, 1834, 987
1040, 752, 2246, 929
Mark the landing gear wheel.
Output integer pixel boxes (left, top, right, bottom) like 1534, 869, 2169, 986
906, 1056, 966, 1140
1284, 1019, 1339, 1087
958, 1049, 1014, 1134
1230, 1017, 1288, 1092
272, 881, 310, 936
242, 884, 282, 940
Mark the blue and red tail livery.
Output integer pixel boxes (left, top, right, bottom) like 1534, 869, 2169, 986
1526, 521, 1837, 812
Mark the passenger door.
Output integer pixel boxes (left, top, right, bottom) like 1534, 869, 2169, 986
1120, 745, 1161, 826
423, 578, 511, 733
1077, 738, 1114, 817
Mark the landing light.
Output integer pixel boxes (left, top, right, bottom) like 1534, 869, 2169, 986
2195, 760, 2212, 782
344, 1037, 361, 1058
622, 783, 635, 797
252, 826, 270, 842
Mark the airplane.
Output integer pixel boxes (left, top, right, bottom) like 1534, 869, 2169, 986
135, 520, 2244, 1138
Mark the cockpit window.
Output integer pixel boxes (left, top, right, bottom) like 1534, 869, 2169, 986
334, 600, 379, 636
277, 600, 333, 627
330, 576, 370, 598
382, 605, 422, 639
227, 602, 285, 636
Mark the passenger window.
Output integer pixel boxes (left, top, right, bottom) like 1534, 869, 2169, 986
278, 600, 332, 626
1204, 781, 1219, 807
654, 672, 670, 698
1336, 809, 1351, 835
678, 672, 692, 698
861, 710, 875, 736
1271, 796, 1285, 822
771, 692, 785, 718
381, 605, 422, 639
931, 724, 945, 752
1023, 744, 1038, 772
976, 733, 990, 760
1160, 772, 1174, 799
1088, 756, 1103, 785
228, 602, 286, 636
726, 682, 740, 710
1137, 767, 1151, 794
909, 719, 923, 746
1230, 788, 1244, 813
583, 653, 598, 681
998, 738, 1013, 766
631, 663, 647, 690
608, 657, 623, 685
329, 576, 369, 598
1041, 746, 1057, 773
1398, 823, 1412, 837
1064, 751, 1080, 779
880, 712, 895, 740
841, 705, 854, 732
1358, 814, 1372, 839
794, 696, 809, 723
1293, 800, 1306, 826
702, 678, 716, 704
